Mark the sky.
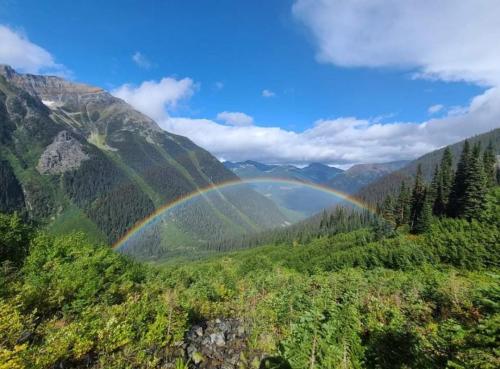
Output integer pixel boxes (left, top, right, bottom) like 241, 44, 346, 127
0, 0, 499, 166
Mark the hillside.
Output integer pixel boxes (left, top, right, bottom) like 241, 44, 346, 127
327, 160, 408, 194
1, 185, 498, 368
0, 65, 287, 258
357, 128, 500, 204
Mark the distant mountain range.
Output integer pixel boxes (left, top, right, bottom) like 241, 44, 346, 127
224, 160, 408, 219
0, 65, 287, 258
224, 160, 343, 183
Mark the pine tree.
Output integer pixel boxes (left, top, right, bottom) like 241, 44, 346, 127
435, 147, 454, 215
410, 165, 426, 233
413, 188, 432, 234
463, 143, 488, 220
448, 140, 471, 217
430, 165, 440, 215
381, 194, 395, 224
394, 181, 411, 226
483, 141, 497, 187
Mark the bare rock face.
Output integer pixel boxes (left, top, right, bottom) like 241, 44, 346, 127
37, 130, 89, 174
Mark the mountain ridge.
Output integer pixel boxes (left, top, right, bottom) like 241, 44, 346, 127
0, 65, 287, 258
356, 128, 500, 204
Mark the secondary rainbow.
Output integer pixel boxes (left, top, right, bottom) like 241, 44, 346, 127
112, 177, 375, 251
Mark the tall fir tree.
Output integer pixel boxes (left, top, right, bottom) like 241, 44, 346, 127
462, 143, 488, 220
381, 194, 395, 224
412, 187, 433, 234
483, 141, 497, 187
410, 164, 426, 233
448, 140, 471, 217
394, 181, 411, 226
433, 147, 453, 216
430, 164, 440, 215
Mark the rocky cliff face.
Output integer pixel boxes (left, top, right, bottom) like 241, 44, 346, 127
0, 65, 287, 257
37, 130, 89, 174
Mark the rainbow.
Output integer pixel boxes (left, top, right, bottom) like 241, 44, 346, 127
112, 177, 375, 251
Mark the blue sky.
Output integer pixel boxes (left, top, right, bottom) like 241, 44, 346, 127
1, 0, 499, 165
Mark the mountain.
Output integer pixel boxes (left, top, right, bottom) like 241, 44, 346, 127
224, 160, 407, 220
224, 160, 343, 183
326, 161, 409, 194
356, 128, 500, 204
223, 160, 344, 220
0, 65, 287, 258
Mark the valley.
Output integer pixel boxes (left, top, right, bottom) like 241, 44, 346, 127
1, 3, 500, 368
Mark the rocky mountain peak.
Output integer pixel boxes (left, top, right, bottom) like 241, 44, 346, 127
0, 64, 104, 102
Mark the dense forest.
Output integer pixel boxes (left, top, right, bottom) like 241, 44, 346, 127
1, 141, 499, 368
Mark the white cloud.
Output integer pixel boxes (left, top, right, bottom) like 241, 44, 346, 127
132, 51, 152, 69
112, 77, 196, 121
428, 104, 444, 115
0, 25, 67, 75
216, 111, 254, 126
113, 1, 500, 165
292, 0, 500, 86
262, 89, 276, 98
154, 87, 500, 165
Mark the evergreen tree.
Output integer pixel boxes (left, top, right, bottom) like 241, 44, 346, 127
410, 165, 426, 233
429, 165, 440, 214
381, 194, 395, 224
394, 181, 411, 226
483, 141, 497, 187
435, 147, 454, 216
462, 143, 488, 220
448, 140, 471, 217
412, 188, 432, 234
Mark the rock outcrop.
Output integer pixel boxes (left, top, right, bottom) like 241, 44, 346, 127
37, 130, 89, 174
185, 319, 262, 369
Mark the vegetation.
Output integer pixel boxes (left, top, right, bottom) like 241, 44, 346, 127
380, 140, 499, 234
357, 128, 500, 204
1, 180, 499, 368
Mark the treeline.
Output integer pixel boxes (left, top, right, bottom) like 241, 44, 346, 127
205, 206, 377, 252
379, 141, 498, 233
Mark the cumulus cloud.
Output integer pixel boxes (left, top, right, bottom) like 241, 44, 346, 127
428, 104, 444, 115
113, 1, 500, 165
292, 0, 500, 86
132, 51, 152, 69
262, 89, 276, 98
112, 77, 196, 121
0, 25, 67, 75
216, 111, 254, 126
156, 87, 500, 165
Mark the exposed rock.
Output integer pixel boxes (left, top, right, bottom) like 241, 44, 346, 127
185, 318, 263, 369
37, 130, 89, 174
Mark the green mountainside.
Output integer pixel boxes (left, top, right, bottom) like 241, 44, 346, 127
0, 65, 287, 258
1, 185, 498, 368
357, 128, 500, 204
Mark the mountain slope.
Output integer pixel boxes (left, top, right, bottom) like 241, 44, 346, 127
356, 128, 500, 204
327, 161, 409, 194
224, 160, 407, 220
0, 65, 287, 258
